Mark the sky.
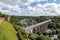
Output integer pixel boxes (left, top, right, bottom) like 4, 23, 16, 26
0, 0, 60, 16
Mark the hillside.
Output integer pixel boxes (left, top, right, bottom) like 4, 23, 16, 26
0, 20, 18, 40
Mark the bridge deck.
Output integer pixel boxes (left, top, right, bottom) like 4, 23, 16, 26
25, 19, 51, 33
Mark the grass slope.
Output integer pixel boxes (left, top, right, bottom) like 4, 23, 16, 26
0, 20, 18, 40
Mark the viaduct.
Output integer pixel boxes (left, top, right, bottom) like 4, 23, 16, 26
25, 20, 52, 33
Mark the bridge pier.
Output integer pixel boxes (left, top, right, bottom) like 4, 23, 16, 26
33, 22, 51, 34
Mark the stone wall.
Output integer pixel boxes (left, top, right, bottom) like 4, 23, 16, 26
33, 21, 51, 33
4, 16, 10, 21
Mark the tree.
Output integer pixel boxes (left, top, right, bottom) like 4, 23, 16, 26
54, 38, 58, 40
58, 33, 60, 40
36, 35, 51, 40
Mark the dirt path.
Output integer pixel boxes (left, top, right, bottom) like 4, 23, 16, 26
0, 19, 3, 24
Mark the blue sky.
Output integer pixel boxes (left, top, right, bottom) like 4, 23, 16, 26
0, 0, 60, 16
30, 0, 60, 7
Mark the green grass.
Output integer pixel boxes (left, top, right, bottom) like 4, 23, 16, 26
0, 20, 18, 40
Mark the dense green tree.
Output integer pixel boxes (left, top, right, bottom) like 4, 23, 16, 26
58, 33, 60, 40
36, 35, 51, 40
54, 38, 58, 40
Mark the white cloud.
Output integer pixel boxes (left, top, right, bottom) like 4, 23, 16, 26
17, 0, 34, 5
54, 0, 56, 2
0, 0, 35, 5
0, 0, 17, 5
0, 0, 43, 5
34, 0, 41, 2
26, 3, 60, 16
36, 3, 60, 16
0, 0, 60, 16
0, 2, 23, 15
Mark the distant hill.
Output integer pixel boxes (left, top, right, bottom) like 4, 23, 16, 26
0, 20, 18, 40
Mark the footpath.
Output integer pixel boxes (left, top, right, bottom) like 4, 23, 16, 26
0, 18, 3, 24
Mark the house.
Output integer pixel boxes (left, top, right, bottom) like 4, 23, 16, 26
20, 19, 37, 27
